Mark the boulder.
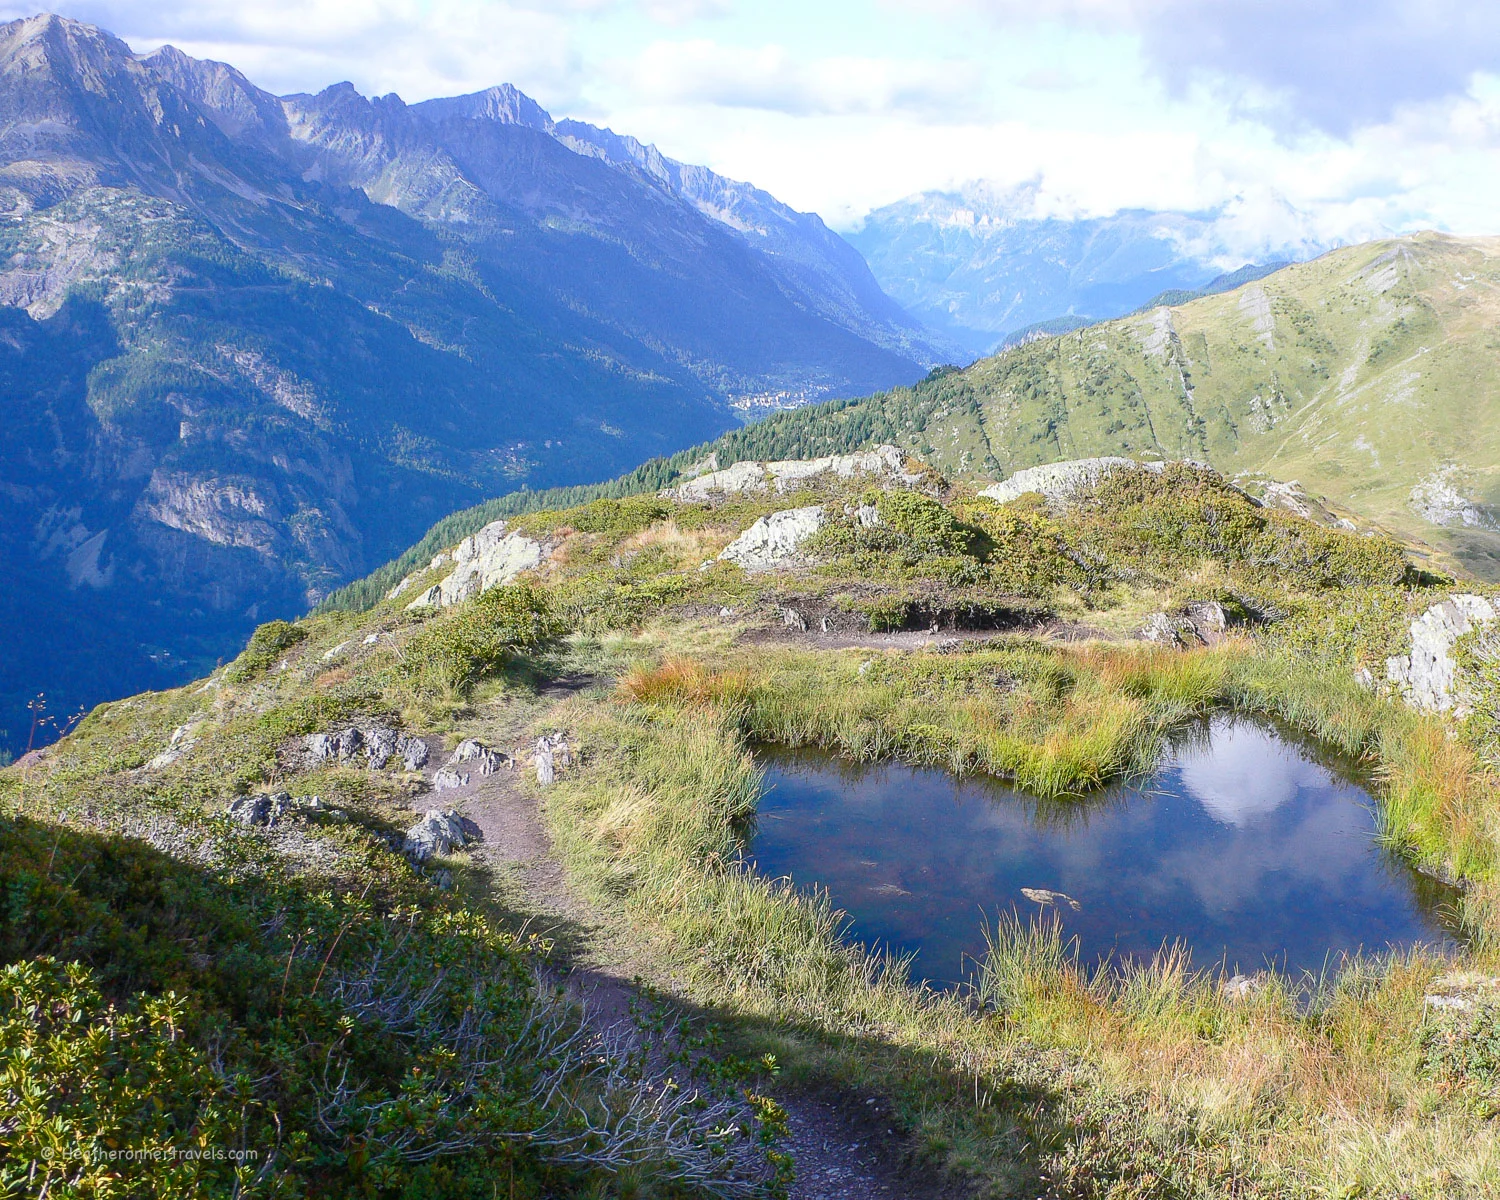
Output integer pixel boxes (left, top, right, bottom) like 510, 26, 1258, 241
717, 506, 827, 571
1140, 601, 1230, 648
433, 766, 469, 791
436, 529, 545, 607
403, 809, 469, 861
397, 735, 430, 772
362, 725, 399, 767
405, 584, 443, 610
1387, 594, 1499, 712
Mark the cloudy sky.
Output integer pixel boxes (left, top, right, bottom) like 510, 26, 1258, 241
14, 0, 1500, 241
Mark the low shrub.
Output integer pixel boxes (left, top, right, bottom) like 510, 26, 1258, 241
399, 583, 561, 699
224, 620, 308, 682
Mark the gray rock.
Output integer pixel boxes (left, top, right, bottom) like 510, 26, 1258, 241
433, 766, 469, 792
425, 526, 545, 608
305, 732, 337, 762
405, 584, 443, 610
535, 738, 555, 786
396, 735, 429, 772
781, 606, 808, 632
403, 809, 469, 861
534, 732, 571, 786
662, 445, 920, 501
982, 457, 1172, 505
333, 727, 363, 761
145, 722, 198, 770
717, 505, 827, 571
450, 737, 509, 775
226, 791, 290, 827
1386, 594, 1498, 712
1140, 612, 1195, 646
1140, 601, 1230, 648
363, 725, 399, 767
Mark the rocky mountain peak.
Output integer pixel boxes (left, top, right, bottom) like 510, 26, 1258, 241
138, 42, 287, 144
412, 83, 551, 130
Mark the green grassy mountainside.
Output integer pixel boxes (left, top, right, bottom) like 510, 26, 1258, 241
912, 232, 1500, 579
408, 233, 1495, 587
881, 232, 1500, 578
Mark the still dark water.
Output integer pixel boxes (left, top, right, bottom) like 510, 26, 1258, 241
748, 717, 1459, 985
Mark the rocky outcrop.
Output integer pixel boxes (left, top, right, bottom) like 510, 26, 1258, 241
406, 520, 546, 610
402, 809, 476, 861
662, 445, 920, 501
226, 791, 345, 827
303, 725, 428, 770
1387, 594, 1498, 713
433, 738, 511, 790
1140, 601, 1230, 648
534, 732, 571, 786
982, 457, 1170, 505
145, 722, 199, 770
717, 506, 827, 571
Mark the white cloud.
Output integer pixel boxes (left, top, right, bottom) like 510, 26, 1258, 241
619, 39, 983, 117
10, 0, 593, 102
1175, 720, 1322, 828
941, 0, 1500, 134
638, 0, 733, 25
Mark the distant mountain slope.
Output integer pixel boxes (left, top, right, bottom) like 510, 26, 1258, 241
411, 85, 959, 374
846, 183, 1324, 355
0, 13, 937, 753
362, 234, 1500, 591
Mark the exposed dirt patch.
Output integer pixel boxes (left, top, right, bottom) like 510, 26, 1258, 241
780, 1090, 972, 1200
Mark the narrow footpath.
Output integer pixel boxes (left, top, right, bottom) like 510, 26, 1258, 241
415, 685, 971, 1200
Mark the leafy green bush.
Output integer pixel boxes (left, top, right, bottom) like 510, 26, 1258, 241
874, 491, 981, 557
512, 496, 674, 540
848, 595, 913, 633
224, 620, 308, 683
0, 814, 780, 1198
400, 583, 560, 698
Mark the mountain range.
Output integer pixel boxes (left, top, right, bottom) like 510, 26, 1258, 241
0, 13, 953, 754
846, 182, 1330, 355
